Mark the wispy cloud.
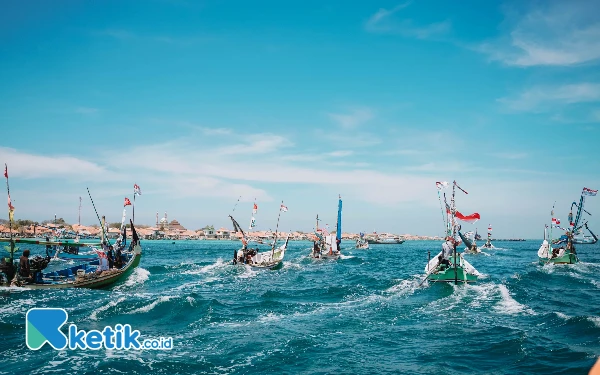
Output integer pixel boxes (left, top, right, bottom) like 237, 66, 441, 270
0, 147, 115, 180
327, 150, 353, 157
327, 108, 374, 129
365, 2, 451, 40
498, 83, 600, 112
476, 0, 600, 67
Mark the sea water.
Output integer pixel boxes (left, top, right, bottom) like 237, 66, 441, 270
0, 240, 598, 374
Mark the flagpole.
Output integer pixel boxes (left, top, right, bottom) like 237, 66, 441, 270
4, 164, 15, 262
133, 191, 136, 225
272, 201, 283, 256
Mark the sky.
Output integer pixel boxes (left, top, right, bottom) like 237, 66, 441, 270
0, 0, 599, 238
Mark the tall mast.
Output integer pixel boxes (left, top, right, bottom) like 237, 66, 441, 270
451, 181, 458, 285
316, 214, 319, 232
272, 201, 284, 256
4, 164, 15, 263
78, 196, 82, 226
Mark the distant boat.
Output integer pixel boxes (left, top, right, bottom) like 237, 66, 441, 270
366, 236, 404, 244
311, 195, 343, 260
355, 232, 369, 249
539, 187, 597, 264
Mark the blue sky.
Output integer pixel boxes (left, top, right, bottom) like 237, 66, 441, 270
1, 0, 599, 238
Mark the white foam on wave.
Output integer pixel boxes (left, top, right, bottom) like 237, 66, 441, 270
494, 284, 535, 315
90, 296, 127, 321
183, 258, 227, 275
339, 254, 355, 259
237, 265, 258, 279
115, 267, 150, 290
127, 295, 176, 314
555, 311, 570, 320
589, 316, 600, 328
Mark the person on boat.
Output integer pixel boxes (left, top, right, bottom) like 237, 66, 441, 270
471, 243, 478, 252
336, 238, 341, 252
107, 245, 115, 269
439, 237, 455, 267
114, 247, 123, 269
18, 249, 33, 281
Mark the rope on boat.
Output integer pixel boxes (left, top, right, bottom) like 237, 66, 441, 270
86, 187, 110, 245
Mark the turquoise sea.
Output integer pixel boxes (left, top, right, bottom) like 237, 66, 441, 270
1, 240, 599, 374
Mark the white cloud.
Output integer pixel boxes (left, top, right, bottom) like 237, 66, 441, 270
365, 2, 451, 40
498, 83, 600, 112
327, 150, 353, 157
0, 147, 113, 180
327, 108, 374, 129
476, 0, 600, 66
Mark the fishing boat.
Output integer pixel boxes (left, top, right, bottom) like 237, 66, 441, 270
460, 231, 481, 254
539, 187, 597, 264
311, 195, 342, 260
5, 219, 142, 289
481, 224, 495, 249
355, 232, 369, 249
366, 234, 404, 244
230, 200, 289, 269
421, 180, 481, 284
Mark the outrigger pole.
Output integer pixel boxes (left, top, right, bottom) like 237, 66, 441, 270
87, 187, 110, 246
452, 181, 458, 285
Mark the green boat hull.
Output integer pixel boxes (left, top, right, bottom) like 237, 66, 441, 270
428, 265, 478, 283
539, 252, 579, 265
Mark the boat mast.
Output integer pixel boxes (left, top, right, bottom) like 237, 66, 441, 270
451, 181, 458, 285
272, 201, 284, 256
4, 164, 15, 264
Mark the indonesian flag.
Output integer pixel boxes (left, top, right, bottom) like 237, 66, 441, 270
124, 197, 132, 206
134, 184, 142, 196
488, 225, 492, 232
253, 203, 258, 214
446, 203, 480, 223
583, 187, 597, 196
436, 181, 449, 190
280, 204, 288, 212
552, 218, 560, 225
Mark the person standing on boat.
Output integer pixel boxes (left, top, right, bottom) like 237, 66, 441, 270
18, 249, 33, 281
439, 237, 455, 267
107, 245, 115, 269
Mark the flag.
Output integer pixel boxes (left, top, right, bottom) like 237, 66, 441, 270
487, 225, 492, 232
124, 197, 132, 206
134, 184, 142, 196
445, 205, 480, 223
552, 218, 560, 225
280, 204, 288, 212
253, 203, 258, 214
436, 181, 449, 190
3, 165, 7, 179
583, 187, 597, 196
249, 216, 256, 229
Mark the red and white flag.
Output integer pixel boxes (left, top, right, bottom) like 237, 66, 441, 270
280, 204, 288, 212
446, 203, 480, 223
124, 197, 132, 206
583, 187, 597, 196
436, 181, 449, 190
134, 184, 142, 196
487, 225, 492, 232
552, 218, 560, 225
253, 203, 258, 214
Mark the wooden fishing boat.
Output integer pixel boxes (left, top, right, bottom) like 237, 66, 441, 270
355, 234, 369, 249
540, 187, 596, 265
311, 196, 343, 260
422, 180, 481, 285
6, 220, 142, 289
230, 200, 289, 270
